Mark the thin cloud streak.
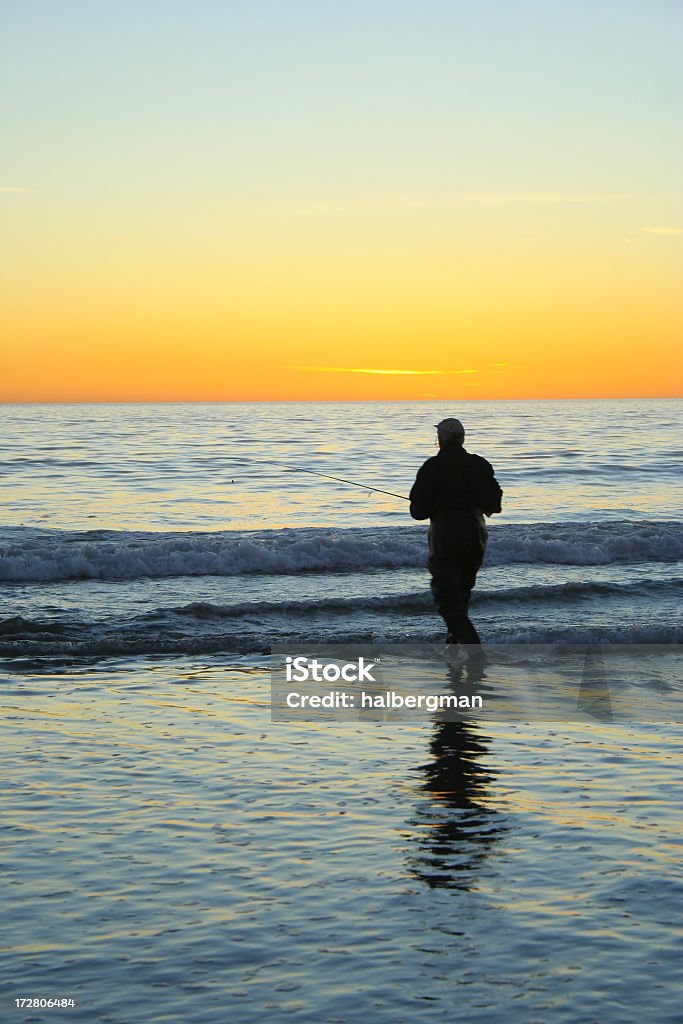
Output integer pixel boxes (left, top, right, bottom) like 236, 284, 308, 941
294, 366, 479, 376
0, 186, 33, 193
642, 226, 683, 235
271, 192, 640, 214
455, 193, 630, 204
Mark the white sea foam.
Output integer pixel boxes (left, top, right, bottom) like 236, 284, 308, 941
1, 520, 681, 583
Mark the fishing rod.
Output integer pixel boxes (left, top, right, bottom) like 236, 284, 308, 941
233, 456, 409, 502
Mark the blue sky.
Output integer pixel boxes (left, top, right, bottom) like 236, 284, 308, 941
3, 0, 682, 200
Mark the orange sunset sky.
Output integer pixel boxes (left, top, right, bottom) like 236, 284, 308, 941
2, 1, 682, 401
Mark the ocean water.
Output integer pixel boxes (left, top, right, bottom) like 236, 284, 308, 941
1, 400, 682, 1023
1, 400, 682, 654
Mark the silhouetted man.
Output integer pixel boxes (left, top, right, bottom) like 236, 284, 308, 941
410, 418, 502, 645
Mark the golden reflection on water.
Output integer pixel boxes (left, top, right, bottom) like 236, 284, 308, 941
4, 400, 682, 530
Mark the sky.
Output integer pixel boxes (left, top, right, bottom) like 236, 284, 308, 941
2, 0, 682, 400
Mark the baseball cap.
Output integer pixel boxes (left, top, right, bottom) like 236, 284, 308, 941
435, 418, 465, 441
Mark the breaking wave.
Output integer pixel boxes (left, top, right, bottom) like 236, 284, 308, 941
1, 520, 681, 583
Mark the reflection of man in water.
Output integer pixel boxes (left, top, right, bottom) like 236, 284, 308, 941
408, 658, 505, 889
410, 418, 502, 645
411, 721, 501, 887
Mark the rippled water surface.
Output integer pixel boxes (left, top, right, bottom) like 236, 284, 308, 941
2, 658, 682, 1023
1, 401, 681, 1021
2, 399, 682, 528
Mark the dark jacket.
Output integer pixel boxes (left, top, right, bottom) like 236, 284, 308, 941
409, 442, 502, 522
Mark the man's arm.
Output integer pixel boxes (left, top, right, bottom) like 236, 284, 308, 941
470, 456, 503, 516
409, 460, 435, 520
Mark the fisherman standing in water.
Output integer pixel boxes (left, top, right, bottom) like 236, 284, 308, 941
410, 418, 502, 645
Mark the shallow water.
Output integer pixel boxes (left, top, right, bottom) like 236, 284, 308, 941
2, 657, 682, 1023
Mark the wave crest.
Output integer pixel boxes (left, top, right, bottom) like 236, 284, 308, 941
0, 520, 681, 583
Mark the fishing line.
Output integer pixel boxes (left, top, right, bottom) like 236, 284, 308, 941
232, 457, 409, 502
